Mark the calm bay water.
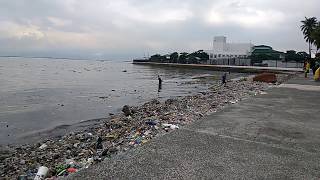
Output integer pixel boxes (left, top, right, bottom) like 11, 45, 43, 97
0, 57, 242, 145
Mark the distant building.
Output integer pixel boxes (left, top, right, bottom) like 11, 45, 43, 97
205, 36, 253, 65
251, 45, 285, 60
200, 37, 302, 68
250, 46, 304, 68
250, 45, 285, 66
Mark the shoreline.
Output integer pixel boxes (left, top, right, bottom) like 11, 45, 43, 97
10, 118, 108, 146
132, 62, 303, 74
0, 73, 294, 179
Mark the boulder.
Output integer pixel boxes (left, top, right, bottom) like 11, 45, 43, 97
122, 105, 132, 116
253, 73, 277, 83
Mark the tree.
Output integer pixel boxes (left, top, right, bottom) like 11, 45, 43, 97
149, 54, 162, 62
178, 52, 189, 64
285, 50, 298, 61
297, 51, 309, 62
149, 54, 167, 62
169, 52, 179, 63
311, 23, 320, 52
188, 50, 209, 64
301, 17, 317, 58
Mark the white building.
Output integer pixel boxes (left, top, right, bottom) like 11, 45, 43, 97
205, 36, 253, 65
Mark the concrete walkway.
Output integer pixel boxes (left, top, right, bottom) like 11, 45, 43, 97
68, 74, 320, 180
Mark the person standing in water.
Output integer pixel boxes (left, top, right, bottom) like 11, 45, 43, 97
221, 73, 227, 86
158, 75, 162, 92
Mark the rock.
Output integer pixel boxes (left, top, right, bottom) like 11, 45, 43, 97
96, 137, 103, 150
52, 153, 60, 159
73, 143, 79, 148
165, 98, 177, 105
170, 124, 179, 129
162, 123, 179, 129
150, 99, 160, 105
108, 147, 118, 154
39, 143, 48, 150
122, 105, 132, 116
30, 151, 36, 156
19, 160, 26, 165
34, 166, 49, 180
17, 175, 28, 180
253, 73, 277, 83
145, 120, 158, 126
0, 147, 14, 160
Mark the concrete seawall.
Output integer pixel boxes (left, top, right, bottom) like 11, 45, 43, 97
132, 62, 303, 74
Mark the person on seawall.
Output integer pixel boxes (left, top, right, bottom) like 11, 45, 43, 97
305, 60, 310, 78
310, 59, 316, 75
314, 61, 320, 81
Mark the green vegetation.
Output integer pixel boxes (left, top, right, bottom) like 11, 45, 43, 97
311, 24, 320, 51
250, 47, 282, 64
285, 50, 309, 62
300, 17, 320, 57
149, 50, 209, 64
249, 45, 308, 64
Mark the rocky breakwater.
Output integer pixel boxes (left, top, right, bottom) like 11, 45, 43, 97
0, 75, 290, 179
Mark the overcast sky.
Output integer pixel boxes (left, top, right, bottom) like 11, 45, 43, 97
0, 0, 319, 60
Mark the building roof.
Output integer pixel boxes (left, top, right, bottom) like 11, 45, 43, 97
252, 45, 284, 54
254, 45, 272, 49
252, 49, 284, 55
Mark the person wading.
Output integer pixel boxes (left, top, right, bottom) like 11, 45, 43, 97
221, 73, 227, 86
158, 75, 162, 92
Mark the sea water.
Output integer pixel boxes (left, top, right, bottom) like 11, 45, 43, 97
0, 57, 243, 144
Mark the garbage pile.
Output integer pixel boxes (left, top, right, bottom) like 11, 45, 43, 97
1, 77, 280, 179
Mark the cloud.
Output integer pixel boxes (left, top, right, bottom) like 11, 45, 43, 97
205, 1, 286, 29
47, 17, 72, 27
0, 0, 319, 59
106, 1, 193, 24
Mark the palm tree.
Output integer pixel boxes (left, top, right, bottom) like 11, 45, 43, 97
301, 17, 317, 58
311, 22, 320, 52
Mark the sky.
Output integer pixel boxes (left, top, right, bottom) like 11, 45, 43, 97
0, 0, 319, 60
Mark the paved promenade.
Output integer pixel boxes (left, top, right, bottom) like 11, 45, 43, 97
68, 74, 320, 179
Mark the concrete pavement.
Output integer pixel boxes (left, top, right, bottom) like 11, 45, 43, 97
68, 74, 320, 179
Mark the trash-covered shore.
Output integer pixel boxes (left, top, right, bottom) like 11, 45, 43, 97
0, 74, 291, 179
